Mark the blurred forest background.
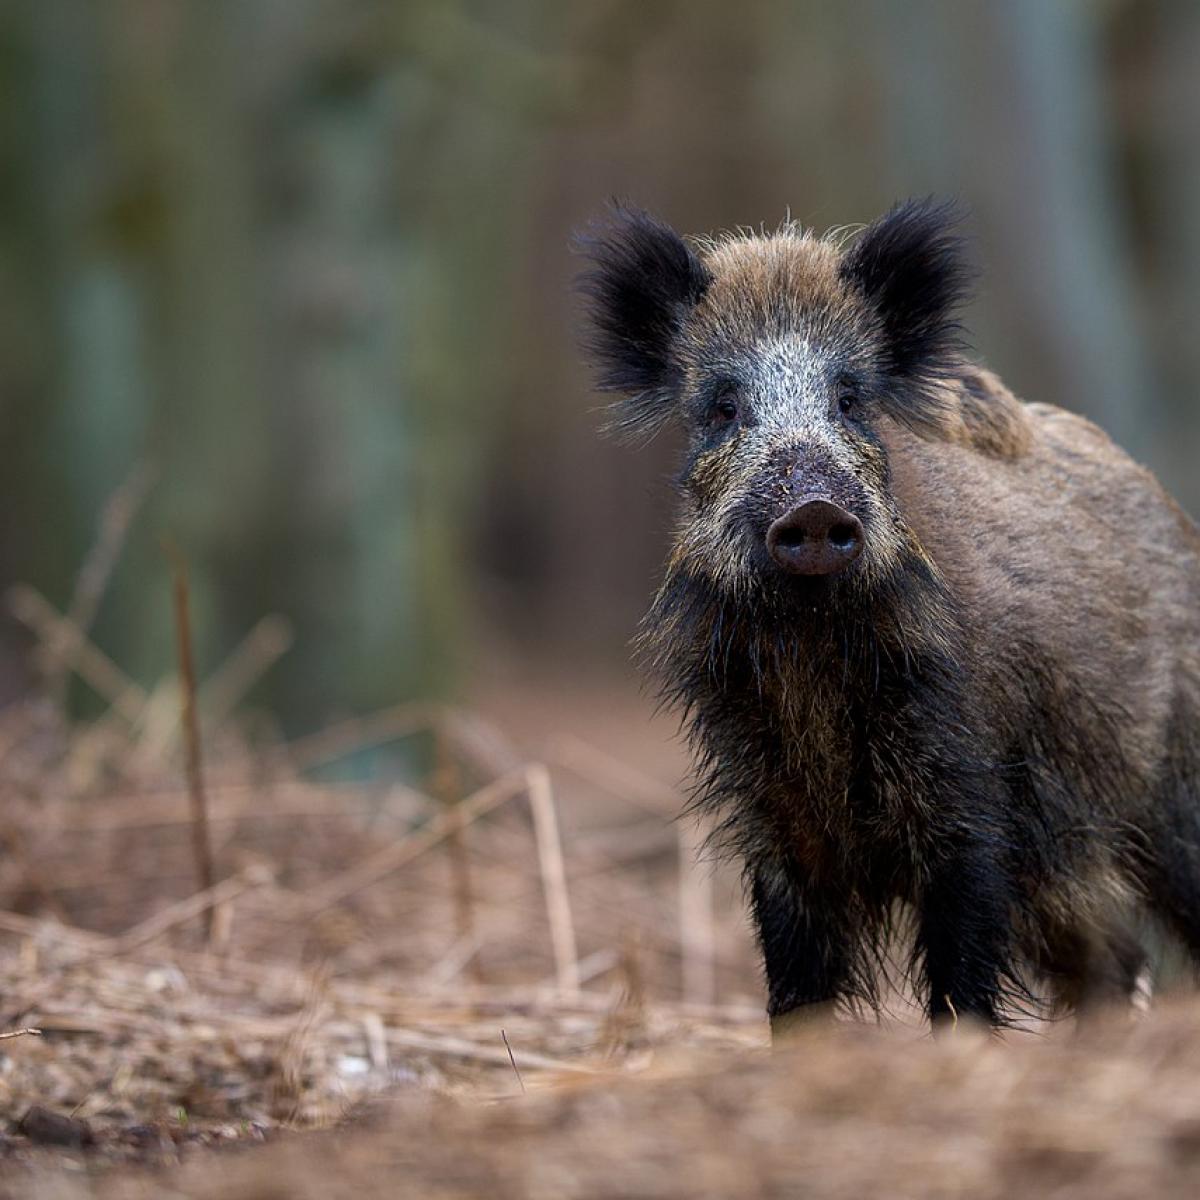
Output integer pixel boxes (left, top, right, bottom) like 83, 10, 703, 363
2, 0, 1198, 734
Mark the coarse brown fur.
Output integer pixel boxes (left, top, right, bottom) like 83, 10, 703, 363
577, 199, 1200, 1030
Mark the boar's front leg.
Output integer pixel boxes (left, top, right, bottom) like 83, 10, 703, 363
917, 836, 1018, 1031
750, 862, 851, 1039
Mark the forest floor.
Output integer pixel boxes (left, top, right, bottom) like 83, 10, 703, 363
9, 1003, 1200, 1200
2, 652, 1200, 1198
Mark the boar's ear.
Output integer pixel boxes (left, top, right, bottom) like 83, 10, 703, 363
575, 204, 712, 439
839, 198, 973, 434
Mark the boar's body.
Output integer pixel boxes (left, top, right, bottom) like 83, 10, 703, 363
897, 389, 1200, 981
580, 200, 1200, 1029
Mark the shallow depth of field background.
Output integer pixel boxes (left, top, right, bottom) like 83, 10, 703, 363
3, 0, 1199, 734
4, 4, 1200, 1190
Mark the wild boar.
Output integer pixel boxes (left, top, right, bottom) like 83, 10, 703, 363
578, 199, 1200, 1032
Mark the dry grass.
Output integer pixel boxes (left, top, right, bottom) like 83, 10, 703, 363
6, 669, 1200, 1200
3, 497, 1199, 1198
36, 1006, 1200, 1200
0, 591, 764, 1188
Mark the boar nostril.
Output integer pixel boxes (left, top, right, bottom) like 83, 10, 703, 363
828, 523, 858, 552
766, 498, 864, 577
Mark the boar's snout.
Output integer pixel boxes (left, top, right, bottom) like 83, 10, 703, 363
766, 498, 864, 576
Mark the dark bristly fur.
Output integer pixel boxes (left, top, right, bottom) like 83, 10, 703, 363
574, 204, 714, 439
839, 198, 974, 438
577, 197, 1200, 1032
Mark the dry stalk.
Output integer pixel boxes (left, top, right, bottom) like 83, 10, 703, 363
546, 734, 680, 815
20, 870, 273, 972
108, 868, 271, 956
7, 586, 148, 723
283, 703, 522, 778
421, 933, 483, 988
678, 821, 716, 1007
500, 1029, 526, 1094
526, 763, 580, 997
432, 729, 479, 982
127, 676, 186, 766
536, 947, 619, 991
166, 545, 216, 939
297, 767, 531, 915
65, 465, 155, 630
0, 911, 106, 948
50, 462, 155, 705
274, 966, 330, 1123
438, 707, 523, 777
362, 1011, 389, 1075
600, 926, 648, 1058
0, 1027, 42, 1041
384, 1027, 595, 1076
199, 614, 294, 729
283, 702, 438, 772
69, 779, 428, 832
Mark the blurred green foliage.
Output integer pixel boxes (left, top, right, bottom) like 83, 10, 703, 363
1, 0, 1197, 728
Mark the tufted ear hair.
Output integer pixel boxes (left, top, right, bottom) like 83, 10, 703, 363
575, 204, 712, 439
839, 198, 974, 434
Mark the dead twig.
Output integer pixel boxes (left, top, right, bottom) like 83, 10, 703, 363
678, 822, 716, 1007
362, 1011, 389, 1075
500, 1029, 526, 1093
283, 702, 439, 772
536, 947, 618, 991
421, 933, 483, 988
274, 967, 330, 1122
601, 927, 648, 1058
438, 707, 523, 777
384, 1027, 595, 1076
545, 734, 680, 815
50, 463, 155, 706
6, 586, 148, 723
200, 614, 294, 729
108, 868, 272, 956
283, 702, 522, 778
432, 729, 479, 982
297, 767, 531, 915
20, 870, 274, 972
59, 779, 428, 832
0, 1027, 42, 1041
526, 764, 580, 996
165, 544, 216, 939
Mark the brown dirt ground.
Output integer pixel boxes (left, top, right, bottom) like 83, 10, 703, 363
12, 1005, 1200, 1200
3, 662, 1199, 1199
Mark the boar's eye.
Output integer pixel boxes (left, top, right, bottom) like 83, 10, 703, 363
837, 383, 858, 416
711, 387, 740, 425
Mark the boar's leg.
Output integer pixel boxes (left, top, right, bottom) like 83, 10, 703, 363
1136, 810, 1200, 969
1039, 917, 1147, 1018
750, 863, 850, 1039
916, 840, 1017, 1031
